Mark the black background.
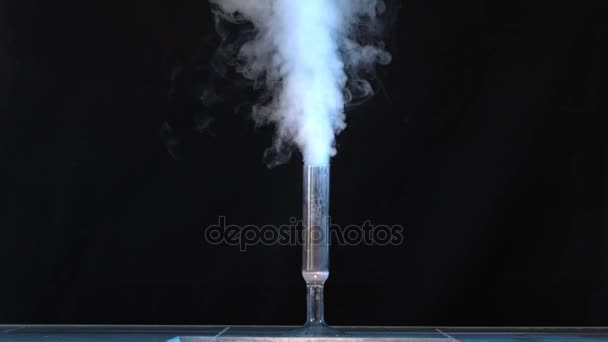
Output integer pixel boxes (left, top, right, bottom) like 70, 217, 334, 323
1, 0, 607, 326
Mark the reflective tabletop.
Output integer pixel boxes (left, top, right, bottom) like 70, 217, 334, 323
1, 325, 608, 342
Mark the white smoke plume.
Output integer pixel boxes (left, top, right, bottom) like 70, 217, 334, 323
209, 0, 392, 166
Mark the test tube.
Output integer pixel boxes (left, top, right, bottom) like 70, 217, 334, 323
302, 164, 330, 329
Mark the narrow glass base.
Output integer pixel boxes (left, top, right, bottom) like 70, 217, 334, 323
288, 322, 344, 337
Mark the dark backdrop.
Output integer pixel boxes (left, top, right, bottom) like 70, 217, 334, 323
1, 0, 607, 326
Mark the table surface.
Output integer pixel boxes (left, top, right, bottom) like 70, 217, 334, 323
1, 325, 608, 342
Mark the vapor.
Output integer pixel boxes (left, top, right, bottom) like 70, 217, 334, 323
209, 0, 392, 166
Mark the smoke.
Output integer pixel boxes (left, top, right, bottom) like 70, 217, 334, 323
209, 0, 392, 166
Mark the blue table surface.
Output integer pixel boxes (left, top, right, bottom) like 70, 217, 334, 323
1, 325, 608, 342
